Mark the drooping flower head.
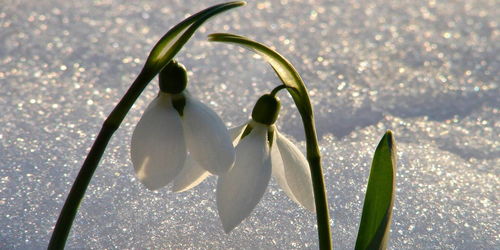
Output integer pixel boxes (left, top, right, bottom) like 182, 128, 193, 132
216, 92, 315, 233
130, 60, 235, 190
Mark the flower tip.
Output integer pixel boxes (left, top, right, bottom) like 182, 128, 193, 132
171, 173, 208, 193
223, 227, 233, 234
140, 180, 165, 191
305, 203, 316, 213
170, 184, 187, 193
134, 163, 172, 191
208, 152, 235, 175
221, 218, 237, 234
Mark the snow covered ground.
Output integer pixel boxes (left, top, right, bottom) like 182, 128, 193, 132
1, 0, 498, 248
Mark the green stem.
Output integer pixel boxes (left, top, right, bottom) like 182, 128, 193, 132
48, 68, 155, 249
302, 111, 332, 250
270, 84, 291, 97
274, 86, 332, 249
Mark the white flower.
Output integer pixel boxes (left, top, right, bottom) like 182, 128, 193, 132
130, 62, 235, 190
171, 93, 315, 232
216, 120, 315, 232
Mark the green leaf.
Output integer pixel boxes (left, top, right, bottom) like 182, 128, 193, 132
355, 130, 397, 250
144, 2, 246, 74
207, 33, 312, 120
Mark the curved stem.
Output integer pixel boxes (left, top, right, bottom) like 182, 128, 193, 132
208, 33, 332, 249
48, 3, 245, 248
272, 85, 332, 249
284, 90, 332, 250
48, 69, 155, 249
270, 84, 292, 97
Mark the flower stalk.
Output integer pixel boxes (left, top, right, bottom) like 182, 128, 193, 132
208, 33, 332, 249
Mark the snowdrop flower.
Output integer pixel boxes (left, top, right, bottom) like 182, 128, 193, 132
130, 61, 235, 190
217, 94, 315, 233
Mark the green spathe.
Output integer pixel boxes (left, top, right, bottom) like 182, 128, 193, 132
159, 60, 188, 94
144, 2, 246, 74
252, 94, 281, 125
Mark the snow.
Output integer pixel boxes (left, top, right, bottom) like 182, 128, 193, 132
0, 0, 498, 248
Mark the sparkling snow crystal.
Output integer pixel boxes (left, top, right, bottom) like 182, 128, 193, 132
0, 0, 498, 248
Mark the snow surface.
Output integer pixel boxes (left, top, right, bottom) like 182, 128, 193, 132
0, 0, 498, 249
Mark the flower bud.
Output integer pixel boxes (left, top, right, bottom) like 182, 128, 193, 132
159, 60, 188, 94
251, 94, 281, 125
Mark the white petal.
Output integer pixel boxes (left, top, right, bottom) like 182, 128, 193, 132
182, 97, 235, 175
171, 155, 210, 192
229, 123, 248, 145
270, 136, 300, 205
275, 130, 315, 211
216, 124, 271, 233
131, 95, 187, 190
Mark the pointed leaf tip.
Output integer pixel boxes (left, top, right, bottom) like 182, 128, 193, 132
355, 131, 397, 250
385, 130, 394, 149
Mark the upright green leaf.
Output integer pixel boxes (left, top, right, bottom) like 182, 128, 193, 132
355, 130, 397, 250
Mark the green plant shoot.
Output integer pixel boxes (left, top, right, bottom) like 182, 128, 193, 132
355, 130, 397, 250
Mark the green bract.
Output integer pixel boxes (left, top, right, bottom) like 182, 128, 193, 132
251, 94, 281, 125
159, 60, 188, 94
208, 33, 312, 119
145, 2, 246, 74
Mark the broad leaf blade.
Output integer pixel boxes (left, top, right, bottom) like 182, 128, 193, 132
355, 130, 397, 250
207, 33, 312, 119
144, 2, 245, 74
